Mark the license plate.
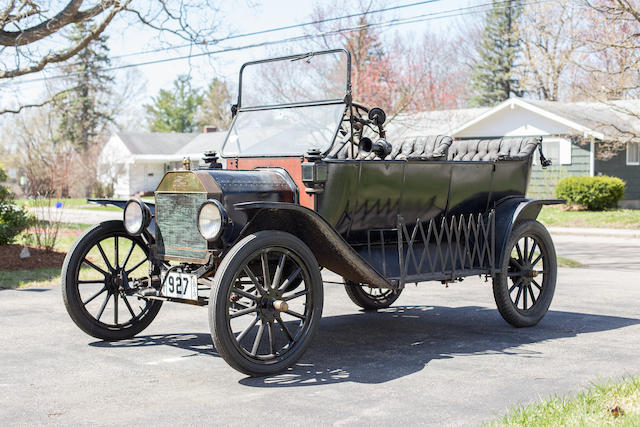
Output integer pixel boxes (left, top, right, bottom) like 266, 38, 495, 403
161, 271, 198, 301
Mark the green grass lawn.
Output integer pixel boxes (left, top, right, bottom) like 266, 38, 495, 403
2, 226, 148, 290
538, 206, 640, 229
490, 375, 640, 426
15, 197, 155, 212
557, 256, 584, 268
0, 267, 62, 289
16, 197, 121, 212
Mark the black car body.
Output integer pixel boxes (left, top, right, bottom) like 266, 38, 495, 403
63, 50, 562, 376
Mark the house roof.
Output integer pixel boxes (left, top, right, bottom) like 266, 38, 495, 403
524, 99, 640, 142
116, 132, 197, 155
176, 132, 227, 156
449, 98, 640, 142
387, 107, 489, 139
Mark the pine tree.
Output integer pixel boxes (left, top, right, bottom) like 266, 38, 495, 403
145, 75, 203, 133
57, 23, 114, 149
197, 78, 231, 131
470, 0, 524, 107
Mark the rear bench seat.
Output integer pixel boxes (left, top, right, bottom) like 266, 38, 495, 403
327, 135, 540, 161
328, 135, 453, 160
447, 137, 540, 161
385, 135, 452, 160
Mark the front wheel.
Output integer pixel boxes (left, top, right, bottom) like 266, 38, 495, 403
344, 280, 402, 310
493, 220, 557, 327
209, 231, 323, 376
61, 220, 162, 341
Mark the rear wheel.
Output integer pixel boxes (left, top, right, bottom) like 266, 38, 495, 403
62, 220, 162, 341
344, 280, 402, 310
493, 220, 557, 327
209, 231, 323, 376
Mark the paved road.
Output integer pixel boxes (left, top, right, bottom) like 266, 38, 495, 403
1, 235, 639, 426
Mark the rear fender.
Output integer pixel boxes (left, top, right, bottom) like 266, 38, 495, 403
494, 197, 564, 269
235, 202, 394, 289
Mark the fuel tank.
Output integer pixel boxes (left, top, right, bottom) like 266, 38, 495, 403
154, 168, 297, 263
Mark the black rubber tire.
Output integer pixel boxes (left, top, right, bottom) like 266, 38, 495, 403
62, 220, 162, 341
209, 231, 323, 376
344, 280, 402, 310
493, 220, 557, 327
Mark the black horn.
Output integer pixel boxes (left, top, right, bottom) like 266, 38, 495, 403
359, 137, 392, 158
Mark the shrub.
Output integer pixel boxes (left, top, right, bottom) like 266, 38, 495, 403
555, 175, 626, 210
31, 192, 64, 251
0, 168, 34, 245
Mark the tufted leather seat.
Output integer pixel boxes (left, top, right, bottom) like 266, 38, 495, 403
327, 136, 539, 161
385, 135, 453, 160
328, 134, 453, 160
447, 137, 539, 161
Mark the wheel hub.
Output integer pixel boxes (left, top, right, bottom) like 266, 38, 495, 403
258, 293, 288, 322
106, 269, 129, 292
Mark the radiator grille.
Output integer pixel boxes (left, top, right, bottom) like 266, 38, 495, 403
155, 193, 208, 262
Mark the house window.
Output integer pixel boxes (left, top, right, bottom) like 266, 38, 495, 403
627, 142, 639, 165
534, 138, 572, 165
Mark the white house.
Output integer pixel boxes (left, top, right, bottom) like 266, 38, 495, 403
99, 98, 640, 205
98, 131, 226, 197
389, 98, 640, 206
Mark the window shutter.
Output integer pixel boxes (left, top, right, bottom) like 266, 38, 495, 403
627, 142, 640, 165
559, 139, 572, 165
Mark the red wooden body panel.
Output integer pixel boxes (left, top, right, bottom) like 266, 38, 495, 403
226, 157, 314, 209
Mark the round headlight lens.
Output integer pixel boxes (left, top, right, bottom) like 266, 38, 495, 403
198, 201, 225, 241
124, 200, 144, 235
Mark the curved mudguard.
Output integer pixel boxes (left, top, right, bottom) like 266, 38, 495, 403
235, 202, 394, 289
88, 198, 155, 214
494, 197, 564, 269
87, 198, 156, 238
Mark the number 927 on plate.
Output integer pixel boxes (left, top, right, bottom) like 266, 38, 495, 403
161, 271, 198, 301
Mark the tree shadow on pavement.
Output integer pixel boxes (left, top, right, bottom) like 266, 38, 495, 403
90, 333, 218, 357
88, 304, 639, 386
238, 305, 640, 387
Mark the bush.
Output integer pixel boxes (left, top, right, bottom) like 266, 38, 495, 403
0, 168, 33, 245
555, 175, 626, 210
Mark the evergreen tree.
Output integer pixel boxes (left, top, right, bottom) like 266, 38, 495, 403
145, 75, 203, 133
57, 23, 114, 149
197, 78, 231, 130
470, 0, 524, 107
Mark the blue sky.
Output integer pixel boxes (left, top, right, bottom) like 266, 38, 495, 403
0, 0, 475, 120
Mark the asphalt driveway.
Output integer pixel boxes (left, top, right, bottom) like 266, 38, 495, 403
1, 234, 639, 426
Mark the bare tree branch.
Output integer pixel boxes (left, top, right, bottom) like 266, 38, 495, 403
0, 2, 126, 78
0, 1, 116, 47
0, 88, 72, 114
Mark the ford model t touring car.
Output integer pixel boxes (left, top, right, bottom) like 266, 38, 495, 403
62, 49, 562, 376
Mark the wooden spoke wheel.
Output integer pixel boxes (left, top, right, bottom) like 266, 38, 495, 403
209, 231, 323, 376
344, 280, 402, 310
62, 221, 162, 341
493, 220, 557, 327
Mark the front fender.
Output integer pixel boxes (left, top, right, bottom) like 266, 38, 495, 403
88, 198, 155, 214
234, 201, 393, 289
88, 198, 156, 239
494, 197, 564, 268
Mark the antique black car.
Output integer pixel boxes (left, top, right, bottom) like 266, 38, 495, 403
62, 49, 562, 376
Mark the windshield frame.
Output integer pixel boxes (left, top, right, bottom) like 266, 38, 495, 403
236, 48, 352, 111
221, 49, 353, 158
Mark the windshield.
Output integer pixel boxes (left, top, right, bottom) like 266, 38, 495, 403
239, 50, 349, 108
222, 50, 351, 157
222, 104, 346, 157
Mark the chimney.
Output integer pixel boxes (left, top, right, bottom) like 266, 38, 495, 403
203, 126, 218, 133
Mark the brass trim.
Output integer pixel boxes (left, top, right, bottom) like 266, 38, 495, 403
156, 171, 205, 193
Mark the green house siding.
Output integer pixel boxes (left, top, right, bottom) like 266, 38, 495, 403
595, 147, 640, 200
527, 142, 591, 198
